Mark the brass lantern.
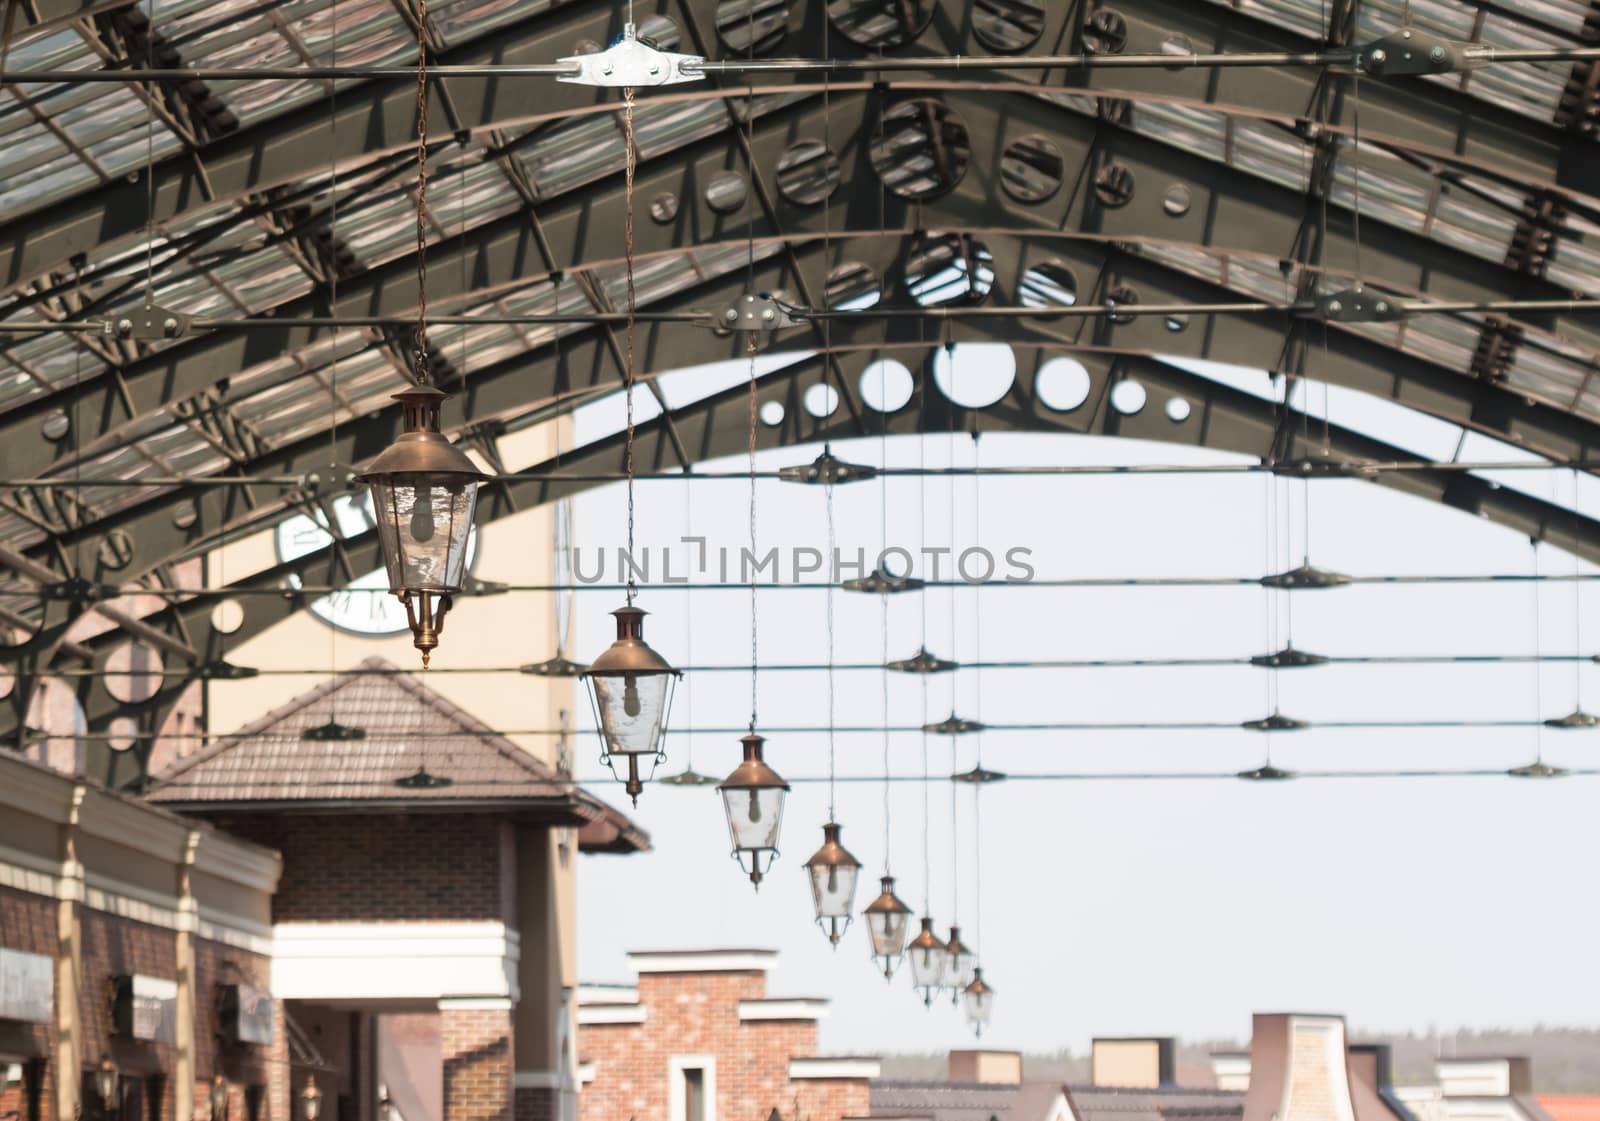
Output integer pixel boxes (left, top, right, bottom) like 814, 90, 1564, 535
94, 1055, 118, 1108
963, 968, 995, 1035
803, 822, 862, 945
581, 606, 680, 805
718, 732, 790, 888
358, 386, 487, 668
300, 1078, 323, 1121
210, 1076, 229, 1121
942, 925, 976, 1002
906, 916, 949, 1007
863, 875, 912, 979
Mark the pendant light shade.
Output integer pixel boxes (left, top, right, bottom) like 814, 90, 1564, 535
581, 606, 680, 804
907, 916, 949, 1006
942, 925, 976, 1000
863, 875, 912, 979
963, 968, 994, 1035
358, 386, 487, 667
718, 732, 790, 888
210, 1076, 229, 1121
803, 822, 862, 945
300, 1078, 323, 1121
94, 1055, 118, 1106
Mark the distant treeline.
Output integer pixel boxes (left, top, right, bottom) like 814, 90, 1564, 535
878, 1028, 1600, 1092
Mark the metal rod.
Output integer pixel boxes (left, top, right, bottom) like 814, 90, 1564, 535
39, 716, 1600, 743
40, 652, 1600, 677
0, 459, 1594, 488
7, 45, 1600, 88
11, 296, 1600, 336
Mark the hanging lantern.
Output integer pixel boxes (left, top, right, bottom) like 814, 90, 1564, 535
942, 925, 976, 1002
963, 968, 995, 1036
300, 1078, 323, 1121
358, 386, 487, 668
906, 916, 949, 1007
803, 822, 862, 946
863, 875, 912, 979
94, 1056, 118, 1107
210, 1077, 229, 1121
581, 606, 680, 804
718, 732, 790, 888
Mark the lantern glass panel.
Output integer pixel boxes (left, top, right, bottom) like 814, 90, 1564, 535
943, 942, 976, 989
964, 982, 994, 1028
807, 858, 860, 918
369, 473, 479, 592
909, 935, 948, 990
587, 670, 675, 758
721, 786, 787, 852
867, 908, 909, 958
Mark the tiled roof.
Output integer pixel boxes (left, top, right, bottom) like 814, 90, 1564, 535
1066, 1087, 1245, 1121
145, 657, 647, 852
871, 1081, 1041, 1121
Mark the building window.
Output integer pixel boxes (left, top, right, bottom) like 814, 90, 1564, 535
683, 1069, 705, 1121
668, 1056, 716, 1121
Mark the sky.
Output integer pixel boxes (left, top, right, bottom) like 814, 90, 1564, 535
564, 350, 1600, 1056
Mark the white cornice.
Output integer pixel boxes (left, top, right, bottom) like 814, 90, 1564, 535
193, 832, 282, 894
738, 999, 829, 1022
79, 788, 191, 863
787, 1058, 881, 1081
577, 1064, 596, 1086
627, 950, 775, 975
272, 921, 520, 1002
577, 985, 638, 1005
576, 1004, 646, 1026
0, 759, 79, 825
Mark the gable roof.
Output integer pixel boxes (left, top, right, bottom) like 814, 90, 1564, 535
144, 656, 647, 853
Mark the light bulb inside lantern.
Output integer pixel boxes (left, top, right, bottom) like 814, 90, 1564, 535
622, 674, 641, 718
408, 483, 435, 543
748, 793, 762, 823
827, 864, 838, 892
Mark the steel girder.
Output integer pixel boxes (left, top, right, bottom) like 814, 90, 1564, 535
6, 0, 1600, 303
6, 86, 1598, 502
34, 333, 1600, 787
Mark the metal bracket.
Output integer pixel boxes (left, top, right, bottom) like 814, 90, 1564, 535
1249, 645, 1330, 669
201, 659, 259, 681
1508, 761, 1568, 778
951, 766, 1007, 784
777, 446, 878, 485
557, 24, 704, 88
102, 304, 192, 340
1357, 29, 1463, 75
1259, 564, 1353, 590
841, 567, 925, 595
300, 466, 362, 494
1241, 711, 1310, 732
1237, 764, 1296, 782
719, 292, 797, 332
520, 654, 589, 678
1303, 285, 1407, 323
303, 719, 366, 742
886, 647, 958, 674
40, 575, 114, 602
923, 713, 985, 735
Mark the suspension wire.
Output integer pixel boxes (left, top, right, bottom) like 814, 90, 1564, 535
748, 332, 759, 731
623, 86, 638, 603
1533, 538, 1545, 765
413, 0, 430, 387
1576, 470, 1585, 711
326, 0, 341, 721
143, 0, 158, 303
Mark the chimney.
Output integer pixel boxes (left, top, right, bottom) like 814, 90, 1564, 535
1436, 1058, 1533, 1099
1212, 1053, 1251, 1092
1091, 1039, 1176, 1089
949, 1051, 1023, 1085
1242, 1014, 1358, 1121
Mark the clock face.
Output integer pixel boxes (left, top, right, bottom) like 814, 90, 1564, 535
274, 491, 480, 637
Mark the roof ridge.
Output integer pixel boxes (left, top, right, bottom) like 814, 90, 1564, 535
378, 665, 563, 783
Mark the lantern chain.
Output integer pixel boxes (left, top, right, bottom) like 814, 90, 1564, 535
413, 0, 430, 385
623, 86, 638, 603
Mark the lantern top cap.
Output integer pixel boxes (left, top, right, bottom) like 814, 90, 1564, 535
804, 821, 861, 870
946, 927, 972, 954
964, 968, 992, 995
864, 876, 912, 915
908, 916, 944, 948
584, 605, 679, 677
718, 732, 790, 791
357, 386, 487, 481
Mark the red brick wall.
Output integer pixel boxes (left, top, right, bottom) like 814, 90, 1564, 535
79, 909, 179, 1105
579, 972, 836, 1121
0, 883, 56, 1111
192, 939, 275, 1121
205, 815, 505, 924
442, 1008, 513, 1121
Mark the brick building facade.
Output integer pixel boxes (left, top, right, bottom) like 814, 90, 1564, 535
0, 752, 282, 1121
577, 951, 877, 1121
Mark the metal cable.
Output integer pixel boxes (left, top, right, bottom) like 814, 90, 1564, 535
623, 86, 637, 602
413, 0, 430, 385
